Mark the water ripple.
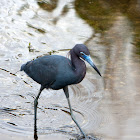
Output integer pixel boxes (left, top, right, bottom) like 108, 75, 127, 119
0, 73, 103, 138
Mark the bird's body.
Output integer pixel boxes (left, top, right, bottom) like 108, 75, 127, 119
21, 55, 86, 90
21, 44, 101, 140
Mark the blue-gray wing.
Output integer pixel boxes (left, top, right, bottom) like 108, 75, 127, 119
22, 56, 57, 87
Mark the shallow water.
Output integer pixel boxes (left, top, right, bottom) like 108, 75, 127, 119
0, 0, 140, 140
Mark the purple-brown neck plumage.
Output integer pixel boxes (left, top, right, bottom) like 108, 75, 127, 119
70, 48, 86, 83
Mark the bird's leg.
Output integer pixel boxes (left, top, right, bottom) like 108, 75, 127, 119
34, 86, 44, 140
63, 86, 86, 138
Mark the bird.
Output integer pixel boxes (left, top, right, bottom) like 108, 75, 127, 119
20, 44, 101, 139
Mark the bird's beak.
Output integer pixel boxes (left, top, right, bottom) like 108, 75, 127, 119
85, 55, 102, 77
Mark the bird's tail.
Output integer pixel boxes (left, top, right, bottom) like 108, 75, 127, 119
20, 64, 26, 71
20, 61, 32, 71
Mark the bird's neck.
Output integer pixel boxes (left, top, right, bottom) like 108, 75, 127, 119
70, 49, 86, 83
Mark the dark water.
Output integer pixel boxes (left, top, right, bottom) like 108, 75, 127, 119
0, 0, 140, 140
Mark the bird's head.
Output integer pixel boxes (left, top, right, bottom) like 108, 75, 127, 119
73, 44, 102, 77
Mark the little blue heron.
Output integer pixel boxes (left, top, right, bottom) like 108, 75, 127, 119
21, 44, 101, 139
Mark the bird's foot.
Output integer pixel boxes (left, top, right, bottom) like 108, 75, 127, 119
34, 132, 38, 140
78, 135, 99, 140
